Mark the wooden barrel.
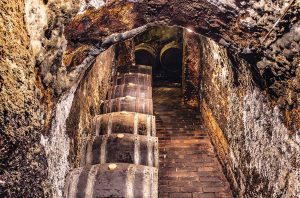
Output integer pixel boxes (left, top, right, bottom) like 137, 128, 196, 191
102, 97, 153, 115
92, 112, 156, 136
64, 163, 158, 198
135, 43, 157, 67
160, 41, 182, 73
79, 134, 159, 167
108, 84, 152, 100
115, 64, 152, 75
111, 73, 152, 87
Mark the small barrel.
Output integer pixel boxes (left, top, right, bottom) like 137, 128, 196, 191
160, 41, 182, 73
92, 112, 156, 136
135, 43, 157, 67
64, 163, 158, 198
115, 64, 152, 75
108, 84, 152, 99
79, 134, 159, 167
111, 73, 152, 87
102, 97, 153, 115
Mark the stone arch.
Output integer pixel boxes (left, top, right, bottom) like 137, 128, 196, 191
65, 1, 252, 52
64, 0, 299, 119
61, 1, 300, 197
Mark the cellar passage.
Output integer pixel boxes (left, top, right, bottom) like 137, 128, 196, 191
134, 26, 183, 86
2, 1, 299, 197
134, 26, 233, 197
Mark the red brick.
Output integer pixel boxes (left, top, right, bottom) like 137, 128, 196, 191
154, 87, 232, 198
193, 192, 216, 198
203, 187, 227, 193
170, 193, 192, 198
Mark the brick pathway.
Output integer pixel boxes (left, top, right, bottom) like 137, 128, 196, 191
153, 87, 233, 198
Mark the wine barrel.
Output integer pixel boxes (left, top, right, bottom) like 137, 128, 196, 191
64, 163, 158, 198
79, 134, 159, 167
92, 112, 156, 137
160, 41, 182, 73
108, 84, 152, 100
135, 43, 157, 67
102, 97, 153, 115
115, 64, 152, 75
111, 73, 152, 87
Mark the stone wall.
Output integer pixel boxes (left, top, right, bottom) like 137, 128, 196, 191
1, 1, 107, 196
184, 34, 300, 197
0, 0, 49, 196
182, 30, 201, 107
1, 0, 299, 197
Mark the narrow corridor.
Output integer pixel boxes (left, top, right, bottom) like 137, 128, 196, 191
153, 87, 233, 198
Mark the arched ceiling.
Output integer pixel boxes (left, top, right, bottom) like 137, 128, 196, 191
64, 0, 300, 106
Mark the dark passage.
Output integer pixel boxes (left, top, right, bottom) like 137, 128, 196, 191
153, 87, 233, 198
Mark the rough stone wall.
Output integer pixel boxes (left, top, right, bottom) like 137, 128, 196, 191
1, 0, 299, 197
66, 0, 300, 131
66, 46, 113, 169
24, 0, 107, 98
0, 0, 49, 196
196, 36, 300, 197
182, 30, 201, 107
43, 47, 113, 197
1, 0, 106, 197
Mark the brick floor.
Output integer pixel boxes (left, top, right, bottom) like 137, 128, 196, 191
153, 87, 233, 198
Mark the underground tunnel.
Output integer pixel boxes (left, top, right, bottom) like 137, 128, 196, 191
64, 25, 234, 198
1, 1, 299, 198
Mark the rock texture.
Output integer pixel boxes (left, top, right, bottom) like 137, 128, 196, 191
1, 0, 106, 197
1, 0, 299, 197
182, 30, 201, 107
185, 34, 300, 197
66, 46, 113, 170
65, 0, 300, 130
0, 0, 48, 196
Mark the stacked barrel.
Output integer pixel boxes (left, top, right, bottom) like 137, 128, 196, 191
64, 59, 158, 196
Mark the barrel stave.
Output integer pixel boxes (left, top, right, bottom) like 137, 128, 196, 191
80, 134, 159, 167
65, 164, 158, 198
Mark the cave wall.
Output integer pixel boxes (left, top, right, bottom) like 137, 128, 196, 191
182, 30, 201, 107
0, 0, 49, 196
0, 0, 106, 197
65, 39, 136, 170
65, 46, 113, 185
182, 33, 300, 197
1, 0, 299, 197
66, 1, 300, 131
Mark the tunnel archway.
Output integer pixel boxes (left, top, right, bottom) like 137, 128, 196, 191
135, 43, 157, 67
160, 41, 182, 74
1, 0, 298, 197
61, 2, 300, 198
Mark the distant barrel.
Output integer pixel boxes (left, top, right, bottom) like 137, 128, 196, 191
102, 97, 153, 115
115, 64, 152, 75
111, 73, 152, 87
160, 41, 182, 73
79, 134, 159, 167
108, 84, 152, 100
92, 112, 156, 136
135, 43, 157, 67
